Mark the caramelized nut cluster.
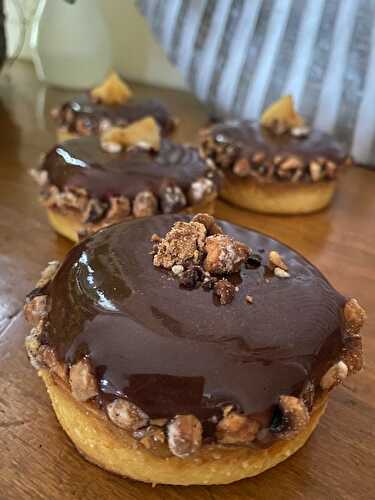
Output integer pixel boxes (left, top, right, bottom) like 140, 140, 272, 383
152, 214, 251, 305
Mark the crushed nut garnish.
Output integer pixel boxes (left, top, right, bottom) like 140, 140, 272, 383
274, 267, 290, 279
69, 357, 99, 402
320, 360, 348, 390
101, 116, 161, 152
91, 72, 132, 105
167, 415, 202, 458
107, 398, 149, 431
260, 95, 305, 134
245, 295, 253, 304
152, 214, 253, 305
214, 279, 236, 305
268, 250, 288, 271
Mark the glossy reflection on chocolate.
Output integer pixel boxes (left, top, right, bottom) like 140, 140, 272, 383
210, 120, 348, 164
42, 137, 216, 201
45, 215, 345, 427
61, 94, 176, 135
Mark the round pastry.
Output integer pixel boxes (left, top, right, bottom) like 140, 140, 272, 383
31, 121, 220, 242
51, 72, 177, 142
200, 96, 352, 214
24, 213, 366, 486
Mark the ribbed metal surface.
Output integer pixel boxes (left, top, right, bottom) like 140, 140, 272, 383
138, 0, 375, 165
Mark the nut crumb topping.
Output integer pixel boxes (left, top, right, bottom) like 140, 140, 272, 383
91, 72, 132, 105
268, 250, 288, 271
69, 358, 99, 402
204, 234, 250, 274
245, 295, 253, 304
153, 221, 207, 269
107, 399, 149, 431
133, 191, 158, 218
214, 279, 236, 305
167, 415, 202, 458
320, 361, 348, 390
101, 116, 161, 152
273, 396, 309, 439
274, 267, 290, 279
191, 213, 223, 235
216, 412, 260, 445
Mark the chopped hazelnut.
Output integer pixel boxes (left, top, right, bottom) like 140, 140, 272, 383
91, 72, 132, 105
309, 161, 322, 182
191, 213, 223, 235
153, 221, 207, 269
134, 425, 166, 450
160, 184, 187, 214
343, 298, 367, 335
133, 190, 158, 218
291, 126, 311, 138
320, 361, 348, 390
24, 295, 48, 327
188, 177, 214, 205
69, 358, 98, 402
268, 250, 288, 271
107, 398, 149, 431
106, 196, 131, 221
167, 415, 202, 458
39, 345, 68, 382
204, 234, 250, 274
279, 155, 304, 171
233, 158, 251, 177
36, 261, 60, 289
214, 279, 236, 305
216, 412, 260, 445
172, 264, 184, 276
272, 396, 309, 439
274, 267, 290, 278
245, 295, 253, 304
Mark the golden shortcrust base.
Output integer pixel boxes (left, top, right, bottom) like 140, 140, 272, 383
41, 369, 327, 486
221, 176, 337, 215
46, 196, 216, 243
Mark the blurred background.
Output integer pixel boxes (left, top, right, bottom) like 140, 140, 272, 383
4, 0, 185, 89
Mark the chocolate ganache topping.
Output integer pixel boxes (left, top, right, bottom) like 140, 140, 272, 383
201, 120, 350, 182
42, 137, 217, 202
57, 94, 176, 136
44, 215, 346, 428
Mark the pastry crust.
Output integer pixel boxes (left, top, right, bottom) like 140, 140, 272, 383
46, 195, 216, 243
41, 369, 328, 486
220, 175, 337, 215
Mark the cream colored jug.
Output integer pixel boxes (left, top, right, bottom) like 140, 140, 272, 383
31, 0, 111, 89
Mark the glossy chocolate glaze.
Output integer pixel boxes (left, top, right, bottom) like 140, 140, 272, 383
44, 215, 346, 430
209, 120, 348, 163
42, 137, 216, 201
60, 94, 175, 135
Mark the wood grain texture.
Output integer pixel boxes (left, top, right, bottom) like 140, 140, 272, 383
0, 62, 374, 500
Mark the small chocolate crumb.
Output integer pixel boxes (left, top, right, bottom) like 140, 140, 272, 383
179, 266, 204, 289
214, 279, 235, 305
245, 295, 253, 304
202, 276, 218, 290
245, 253, 262, 269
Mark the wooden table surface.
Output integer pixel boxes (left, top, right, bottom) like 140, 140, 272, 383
0, 62, 374, 500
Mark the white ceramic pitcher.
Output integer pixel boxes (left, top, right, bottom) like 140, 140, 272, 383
30, 0, 111, 89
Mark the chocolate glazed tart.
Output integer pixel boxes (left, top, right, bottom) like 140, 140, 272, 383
52, 94, 177, 142
200, 120, 352, 215
32, 137, 220, 242
24, 215, 365, 485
